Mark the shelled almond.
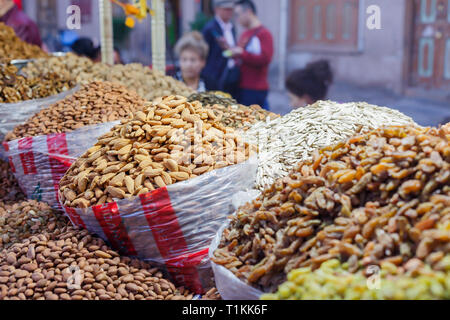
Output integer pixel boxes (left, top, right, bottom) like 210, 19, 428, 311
59, 95, 257, 208
0, 226, 195, 300
0, 200, 69, 249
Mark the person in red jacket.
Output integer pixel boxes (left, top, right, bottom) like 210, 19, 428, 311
0, 0, 42, 47
231, 0, 274, 110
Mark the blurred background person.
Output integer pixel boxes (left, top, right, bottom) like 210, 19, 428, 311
286, 60, 334, 109
202, 0, 239, 97
71, 38, 98, 60
173, 31, 217, 92
0, 0, 42, 47
93, 46, 124, 65
231, 0, 273, 109
71, 37, 122, 64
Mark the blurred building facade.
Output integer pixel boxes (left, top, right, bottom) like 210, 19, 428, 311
21, 0, 450, 101
182, 0, 450, 101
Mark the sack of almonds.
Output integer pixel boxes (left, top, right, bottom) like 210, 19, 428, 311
3, 81, 147, 209
57, 95, 258, 293
210, 125, 449, 300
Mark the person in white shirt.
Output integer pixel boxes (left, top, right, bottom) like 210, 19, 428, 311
202, 0, 239, 97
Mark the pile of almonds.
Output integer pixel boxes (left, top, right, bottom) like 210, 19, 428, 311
59, 95, 256, 208
0, 64, 75, 103
213, 125, 450, 292
5, 81, 147, 141
22, 53, 194, 101
0, 226, 196, 300
0, 160, 25, 203
0, 200, 69, 249
0, 23, 48, 62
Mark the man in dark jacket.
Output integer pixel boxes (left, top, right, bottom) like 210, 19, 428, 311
202, 0, 238, 95
0, 0, 42, 47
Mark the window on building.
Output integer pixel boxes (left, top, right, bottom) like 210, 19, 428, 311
289, 0, 360, 52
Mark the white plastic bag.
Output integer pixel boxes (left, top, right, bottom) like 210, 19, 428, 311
0, 87, 79, 161
59, 157, 258, 294
3, 121, 119, 208
209, 222, 264, 300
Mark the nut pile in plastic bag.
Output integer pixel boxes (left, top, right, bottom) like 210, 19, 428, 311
188, 91, 279, 131
59, 95, 256, 208
0, 226, 196, 300
0, 64, 75, 103
5, 81, 147, 141
22, 53, 194, 101
0, 200, 69, 249
262, 259, 450, 300
0, 159, 25, 203
244, 101, 417, 190
0, 23, 48, 62
212, 125, 450, 293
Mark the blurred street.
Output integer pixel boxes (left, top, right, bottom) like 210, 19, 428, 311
269, 82, 450, 127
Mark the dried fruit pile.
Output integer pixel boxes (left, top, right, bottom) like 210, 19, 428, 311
0, 226, 196, 300
244, 101, 416, 190
5, 81, 147, 141
0, 64, 75, 103
22, 53, 194, 101
188, 92, 279, 131
59, 95, 256, 208
262, 259, 450, 300
0, 160, 25, 204
0, 23, 48, 62
212, 125, 450, 293
0, 200, 69, 249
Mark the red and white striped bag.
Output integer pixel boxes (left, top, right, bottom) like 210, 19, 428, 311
59, 158, 258, 294
3, 122, 119, 208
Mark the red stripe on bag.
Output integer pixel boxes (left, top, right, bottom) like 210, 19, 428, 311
64, 207, 86, 229
47, 134, 71, 204
92, 202, 137, 256
140, 189, 205, 293
2, 141, 9, 152
165, 248, 209, 293
18, 137, 37, 175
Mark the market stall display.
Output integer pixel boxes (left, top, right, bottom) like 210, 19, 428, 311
3, 82, 146, 208
262, 259, 450, 300
244, 101, 417, 190
22, 53, 194, 101
0, 23, 48, 62
211, 125, 449, 299
5, 81, 146, 141
59, 95, 256, 207
0, 200, 69, 249
57, 95, 258, 293
0, 64, 75, 103
0, 160, 25, 204
0, 226, 197, 300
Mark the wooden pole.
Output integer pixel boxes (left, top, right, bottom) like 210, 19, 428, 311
99, 0, 114, 65
151, 0, 166, 74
